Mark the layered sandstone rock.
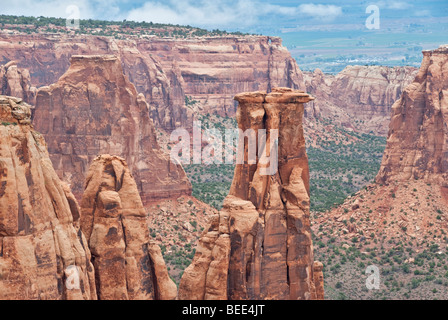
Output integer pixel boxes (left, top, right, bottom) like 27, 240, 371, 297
0, 34, 188, 130
142, 36, 306, 117
376, 45, 448, 185
80, 154, 177, 300
178, 88, 323, 300
0, 96, 96, 300
0, 61, 36, 105
304, 65, 418, 135
0, 33, 305, 128
33, 55, 191, 203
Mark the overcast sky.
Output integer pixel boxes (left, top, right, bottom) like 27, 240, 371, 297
0, 0, 447, 33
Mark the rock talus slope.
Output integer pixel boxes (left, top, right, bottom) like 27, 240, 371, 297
178, 88, 323, 300
33, 55, 191, 204
377, 46, 448, 185
80, 154, 177, 300
0, 96, 96, 300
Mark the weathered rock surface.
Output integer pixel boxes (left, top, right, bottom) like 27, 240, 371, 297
142, 36, 306, 117
80, 154, 177, 300
33, 55, 191, 204
178, 88, 323, 300
0, 33, 305, 128
314, 48, 448, 298
0, 96, 96, 300
0, 61, 36, 105
304, 65, 418, 135
0, 34, 189, 130
376, 45, 448, 186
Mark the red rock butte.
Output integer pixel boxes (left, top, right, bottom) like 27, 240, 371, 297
32, 54, 191, 204
376, 45, 448, 187
178, 88, 324, 300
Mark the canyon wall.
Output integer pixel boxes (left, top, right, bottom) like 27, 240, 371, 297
33, 55, 191, 204
0, 96, 96, 300
0, 33, 305, 129
140, 36, 306, 117
0, 32, 418, 137
0, 61, 36, 105
178, 88, 323, 300
376, 45, 448, 186
304, 65, 418, 135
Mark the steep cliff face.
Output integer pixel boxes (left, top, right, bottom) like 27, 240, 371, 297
0, 96, 96, 300
141, 36, 306, 117
0, 33, 305, 128
377, 46, 448, 185
0, 34, 188, 130
80, 154, 177, 300
178, 88, 323, 300
304, 65, 418, 135
0, 61, 36, 105
33, 55, 191, 204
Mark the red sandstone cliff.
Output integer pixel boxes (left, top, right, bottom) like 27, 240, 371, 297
376, 45, 448, 185
178, 88, 323, 300
0, 96, 96, 300
0, 61, 36, 105
33, 55, 191, 204
0, 33, 305, 129
304, 65, 418, 135
140, 36, 306, 117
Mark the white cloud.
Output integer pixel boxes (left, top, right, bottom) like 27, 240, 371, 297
0, 0, 343, 29
127, 0, 260, 27
387, 1, 412, 10
414, 9, 431, 17
298, 4, 343, 21
0, 0, 123, 20
126, 1, 342, 28
376, 1, 413, 10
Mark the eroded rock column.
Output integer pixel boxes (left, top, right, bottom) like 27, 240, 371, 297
179, 88, 324, 300
80, 155, 177, 300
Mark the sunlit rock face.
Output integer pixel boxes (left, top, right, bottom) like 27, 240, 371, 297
178, 88, 324, 300
33, 55, 191, 204
376, 45, 448, 186
0, 95, 96, 300
80, 154, 177, 300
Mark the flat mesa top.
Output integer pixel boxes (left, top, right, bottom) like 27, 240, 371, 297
234, 87, 315, 104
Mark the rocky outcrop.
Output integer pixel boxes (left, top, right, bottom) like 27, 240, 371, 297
178, 88, 323, 300
0, 96, 96, 300
141, 36, 306, 117
304, 65, 418, 135
0, 33, 305, 128
80, 154, 177, 300
313, 261, 324, 300
0, 61, 36, 105
33, 55, 191, 204
376, 45, 448, 186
